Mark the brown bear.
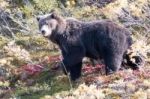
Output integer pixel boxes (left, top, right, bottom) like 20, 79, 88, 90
37, 11, 133, 81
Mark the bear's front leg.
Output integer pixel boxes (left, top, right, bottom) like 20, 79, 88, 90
70, 62, 82, 81
62, 53, 85, 81
60, 41, 85, 81
62, 58, 83, 81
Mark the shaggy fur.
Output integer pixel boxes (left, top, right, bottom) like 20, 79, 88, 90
37, 12, 133, 81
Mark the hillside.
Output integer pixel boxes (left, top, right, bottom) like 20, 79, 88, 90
0, 0, 150, 99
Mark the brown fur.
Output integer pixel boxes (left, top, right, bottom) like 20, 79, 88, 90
37, 12, 133, 80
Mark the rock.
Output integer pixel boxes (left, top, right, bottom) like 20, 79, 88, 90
0, 9, 29, 37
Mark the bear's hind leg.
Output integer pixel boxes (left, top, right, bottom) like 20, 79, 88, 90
104, 53, 123, 75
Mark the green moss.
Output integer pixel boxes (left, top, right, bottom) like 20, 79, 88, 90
13, 70, 71, 99
0, 36, 9, 48
11, 58, 27, 67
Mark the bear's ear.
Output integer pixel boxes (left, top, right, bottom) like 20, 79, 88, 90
51, 12, 57, 19
36, 16, 41, 21
50, 9, 58, 19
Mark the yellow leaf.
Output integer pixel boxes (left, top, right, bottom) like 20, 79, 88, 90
131, 89, 147, 99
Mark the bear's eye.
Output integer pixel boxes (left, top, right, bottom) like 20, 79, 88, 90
45, 21, 49, 25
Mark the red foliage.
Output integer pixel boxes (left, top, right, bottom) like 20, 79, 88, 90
20, 64, 44, 76
47, 55, 62, 62
82, 64, 105, 74
133, 69, 150, 78
84, 76, 97, 84
40, 55, 62, 66
15, 55, 62, 79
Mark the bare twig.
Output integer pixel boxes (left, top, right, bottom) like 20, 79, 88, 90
0, 11, 16, 39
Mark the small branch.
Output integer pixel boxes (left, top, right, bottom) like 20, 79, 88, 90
0, 12, 16, 39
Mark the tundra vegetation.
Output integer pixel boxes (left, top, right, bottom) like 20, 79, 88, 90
0, 0, 150, 99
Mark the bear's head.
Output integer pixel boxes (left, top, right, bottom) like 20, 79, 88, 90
37, 11, 66, 39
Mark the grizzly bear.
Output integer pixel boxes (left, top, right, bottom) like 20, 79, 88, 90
37, 11, 133, 81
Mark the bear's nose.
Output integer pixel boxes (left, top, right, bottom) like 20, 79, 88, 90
41, 30, 46, 35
